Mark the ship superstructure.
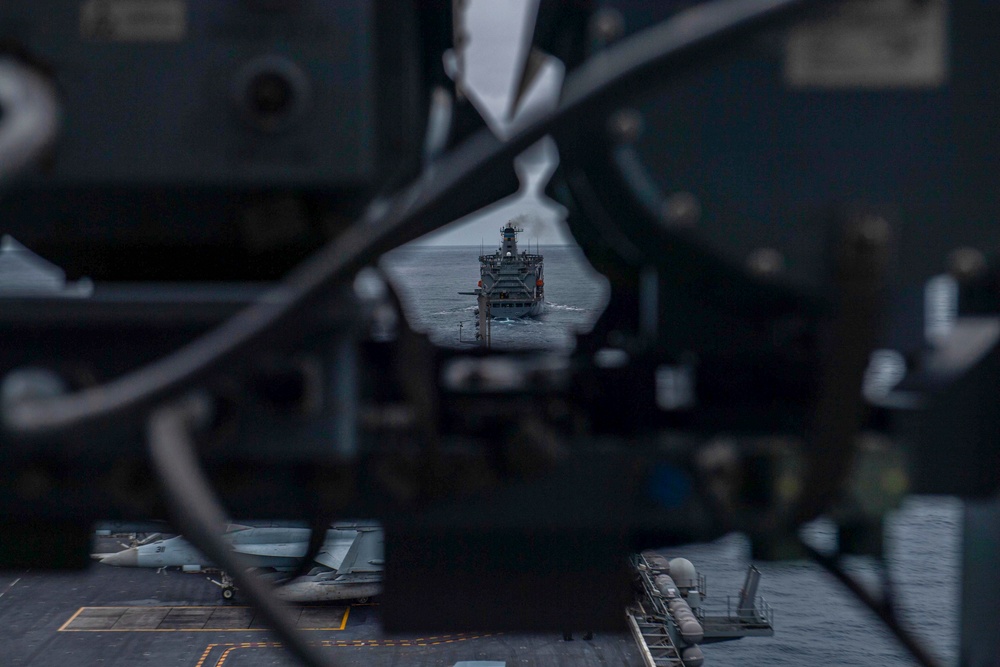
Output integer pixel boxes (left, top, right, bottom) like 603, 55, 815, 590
468, 222, 544, 319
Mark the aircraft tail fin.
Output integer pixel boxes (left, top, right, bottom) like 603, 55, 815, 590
337, 527, 384, 574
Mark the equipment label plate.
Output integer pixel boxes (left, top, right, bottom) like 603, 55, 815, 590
81, 0, 187, 42
785, 0, 947, 88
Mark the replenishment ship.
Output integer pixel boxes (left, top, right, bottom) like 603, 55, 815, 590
462, 222, 545, 320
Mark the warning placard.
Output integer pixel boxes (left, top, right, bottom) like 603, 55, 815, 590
785, 0, 947, 89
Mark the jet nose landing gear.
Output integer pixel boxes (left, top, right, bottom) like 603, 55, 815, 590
208, 572, 238, 603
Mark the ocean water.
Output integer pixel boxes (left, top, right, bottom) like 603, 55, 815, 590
381, 244, 609, 350
381, 244, 962, 667
670, 499, 961, 667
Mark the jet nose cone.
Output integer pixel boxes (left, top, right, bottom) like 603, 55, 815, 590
100, 547, 139, 567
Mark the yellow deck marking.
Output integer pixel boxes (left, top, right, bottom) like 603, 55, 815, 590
337, 606, 350, 630
193, 644, 216, 667
204, 634, 498, 666
215, 647, 237, 667
56, 606, 85, 632
59, 606, 350, 632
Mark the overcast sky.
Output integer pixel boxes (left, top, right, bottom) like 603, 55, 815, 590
416, 0, 575, 247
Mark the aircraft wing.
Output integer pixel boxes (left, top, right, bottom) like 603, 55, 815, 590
224, 522, 254, 533
233, 543, 307, 559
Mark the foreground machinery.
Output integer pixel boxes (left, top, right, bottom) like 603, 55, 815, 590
0, 1, 998, 666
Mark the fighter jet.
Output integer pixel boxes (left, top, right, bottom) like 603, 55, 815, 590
95, 521, 383, 602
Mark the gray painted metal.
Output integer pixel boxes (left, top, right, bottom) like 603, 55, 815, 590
736, 565, 761, 620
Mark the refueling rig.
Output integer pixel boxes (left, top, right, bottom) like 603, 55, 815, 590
629, 553, 775, 667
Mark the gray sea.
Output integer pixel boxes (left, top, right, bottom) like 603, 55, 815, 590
381, 245, 610, 350
382, 244, 962, 667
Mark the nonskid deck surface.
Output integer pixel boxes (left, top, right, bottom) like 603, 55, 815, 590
0, 541, 641, 667
59, 605, 351, 632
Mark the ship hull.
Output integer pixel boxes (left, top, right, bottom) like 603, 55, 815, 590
489, 299, 544, 319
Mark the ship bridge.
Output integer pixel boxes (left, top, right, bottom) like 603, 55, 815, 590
501, 223, 520, 256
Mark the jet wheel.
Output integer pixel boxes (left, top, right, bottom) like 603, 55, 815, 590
221, 586, 236, 601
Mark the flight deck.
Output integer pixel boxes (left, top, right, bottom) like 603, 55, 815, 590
58, 605, 350, 632
1, 539, 642, 667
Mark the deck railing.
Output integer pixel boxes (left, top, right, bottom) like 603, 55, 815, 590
478, 253, 543, 269
703, 595, 774, 628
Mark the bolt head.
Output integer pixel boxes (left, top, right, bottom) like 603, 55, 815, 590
660, 192, 701, 228
607, 108, 643, 144
860, 215, 891, 243
948, 247, 987, 282
746, 248, 785, 278
589, 8, 625, 44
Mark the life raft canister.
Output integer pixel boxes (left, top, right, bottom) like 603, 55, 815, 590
478, 280, 483, 287
536, 279, 543, 286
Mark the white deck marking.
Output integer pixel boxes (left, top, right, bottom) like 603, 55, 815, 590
0, 576, 22, 600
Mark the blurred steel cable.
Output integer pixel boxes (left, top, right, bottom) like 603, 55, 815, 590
147, 397, 338, 667
0, 58, 59, 184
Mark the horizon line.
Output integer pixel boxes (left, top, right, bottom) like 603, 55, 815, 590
399, 243, 578, 248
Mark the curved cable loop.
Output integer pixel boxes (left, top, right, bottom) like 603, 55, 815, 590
0, 58, 59, 183
5, 0, 821, 439
147, 397, 337, 667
